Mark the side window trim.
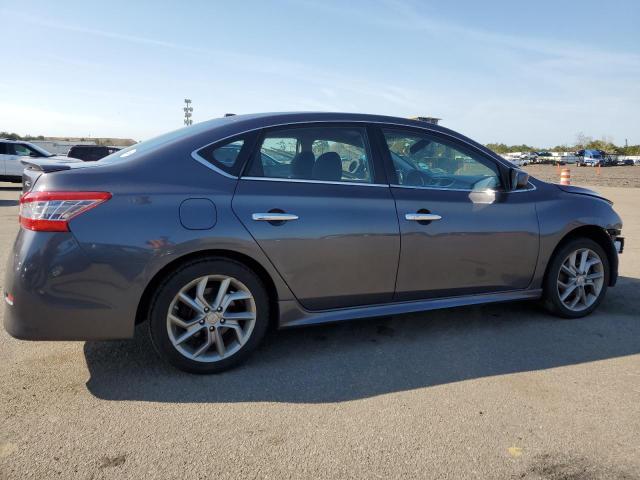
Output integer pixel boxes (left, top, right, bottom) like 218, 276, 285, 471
239, 128, 267, 178
240, 176, 390, 187
376, 124, 507, 191
192, 131, 259, 178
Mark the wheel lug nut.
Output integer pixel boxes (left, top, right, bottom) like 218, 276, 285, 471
204, 307, 210, 313
220, 319, 225, 324
199, 320, 205, 325
217, 307, 223, 312
209, 326, 214, 331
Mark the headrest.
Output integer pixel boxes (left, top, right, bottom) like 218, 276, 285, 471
313, 152, 342, 182
291, 151, 315, 179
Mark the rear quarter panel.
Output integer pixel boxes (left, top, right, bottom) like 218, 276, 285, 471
30, 141, 294, 337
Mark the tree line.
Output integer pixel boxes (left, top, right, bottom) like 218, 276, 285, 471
486, 133, 640, 156
0, 132, 129, 146
3, 130, 638, 156
1, 132, 46, 141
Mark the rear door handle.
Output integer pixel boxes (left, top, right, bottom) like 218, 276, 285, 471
405, 213, 442, 221
252, 213, 299, 222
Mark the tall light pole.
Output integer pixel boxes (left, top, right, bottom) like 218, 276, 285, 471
183, 99, 193, 126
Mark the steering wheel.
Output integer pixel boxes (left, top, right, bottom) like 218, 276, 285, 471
404, 169, 434, 187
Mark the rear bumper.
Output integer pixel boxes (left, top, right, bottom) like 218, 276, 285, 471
3, 229, 136, 340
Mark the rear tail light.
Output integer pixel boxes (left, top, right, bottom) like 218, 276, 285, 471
19, 191, 112, 232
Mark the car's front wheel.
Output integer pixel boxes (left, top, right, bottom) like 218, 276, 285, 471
542, 238, 609, 318
148, 258, 269, 373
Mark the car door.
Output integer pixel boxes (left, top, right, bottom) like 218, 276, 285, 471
231, 123, 400, 311
0, 142, 7, 175
375, 126, 539, 301
5, 143, 32, 176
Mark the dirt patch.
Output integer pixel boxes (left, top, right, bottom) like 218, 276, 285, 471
524, 164, 640, 188
515, 453, 635, 480
99, 454, 127, 469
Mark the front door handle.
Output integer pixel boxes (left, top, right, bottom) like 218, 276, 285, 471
405, 213, 442, 221
252, 213, 299, 222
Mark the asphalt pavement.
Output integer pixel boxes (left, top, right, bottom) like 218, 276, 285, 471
1, 182, 639, 479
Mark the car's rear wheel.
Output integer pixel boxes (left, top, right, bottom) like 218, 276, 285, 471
542, 238, 609, 318
148, 258, 269, 373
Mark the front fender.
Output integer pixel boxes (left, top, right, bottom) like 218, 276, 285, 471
531, 186, 622, 289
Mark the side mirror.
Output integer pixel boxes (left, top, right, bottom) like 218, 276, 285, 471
510, 168, 529, 190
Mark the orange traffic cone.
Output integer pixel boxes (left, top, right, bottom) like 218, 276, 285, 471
560, 168, 571, 185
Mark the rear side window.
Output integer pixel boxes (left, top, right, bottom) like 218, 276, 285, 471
245, 125, 374, 183
195, 134, 257, 176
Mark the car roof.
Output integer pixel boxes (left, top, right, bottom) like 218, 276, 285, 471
0, 139, 31, 144
194, 111, 457, 136
186, 112, 504, 164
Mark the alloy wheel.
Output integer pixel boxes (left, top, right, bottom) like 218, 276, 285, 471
166, 275, 256, 362
556, 248, 604, 312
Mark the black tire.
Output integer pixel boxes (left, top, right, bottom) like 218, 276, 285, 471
542, 237, 609, 318
148, 257, 270, 374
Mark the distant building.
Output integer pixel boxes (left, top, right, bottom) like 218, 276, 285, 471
411, 116, 441, 125
31, 140, 96, 155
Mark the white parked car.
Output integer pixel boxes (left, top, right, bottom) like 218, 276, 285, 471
506, 156, 530, 167
0, 139, 81, 183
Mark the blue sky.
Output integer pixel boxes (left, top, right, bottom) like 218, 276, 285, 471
1, 0, 638, 146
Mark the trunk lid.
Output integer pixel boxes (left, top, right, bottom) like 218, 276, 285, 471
20, 158, 88, 193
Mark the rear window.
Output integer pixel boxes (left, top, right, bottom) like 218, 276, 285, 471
71, 147, 102, 154
97, 117, 236, 165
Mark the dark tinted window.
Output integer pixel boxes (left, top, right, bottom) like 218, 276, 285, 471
68, 146, 105, 161
6, 143, 40, 156
246, 126, 373, 183
195, 134, 256, 176
383, 129, 501, 190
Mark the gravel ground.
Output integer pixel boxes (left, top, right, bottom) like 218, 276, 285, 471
1, 182, 639, 479
524, 164, 640, 188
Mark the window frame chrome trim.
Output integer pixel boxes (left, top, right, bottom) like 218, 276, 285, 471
508, 182, 537, 193
241, 176, 389, 188
389, 182, 537, 193
191, 149, 238, 179
190, 119, 516, 179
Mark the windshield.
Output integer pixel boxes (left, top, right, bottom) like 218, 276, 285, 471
26, 143, 54, 157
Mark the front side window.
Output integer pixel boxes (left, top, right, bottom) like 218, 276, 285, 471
383, 129, 500, 190
12, 144, 33, 156
246, 126, 373, 183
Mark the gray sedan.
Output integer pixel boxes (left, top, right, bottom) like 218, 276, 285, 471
3, 112, 624, 373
